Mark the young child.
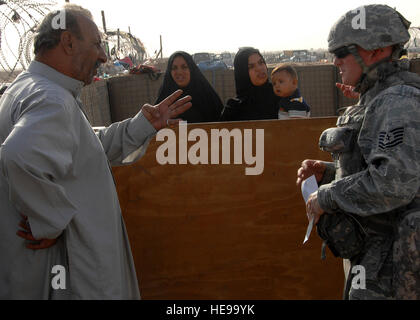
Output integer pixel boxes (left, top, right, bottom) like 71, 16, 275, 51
271, 64, 310, 119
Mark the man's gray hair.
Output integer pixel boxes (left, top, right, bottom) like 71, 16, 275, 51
33, 4, 93, 55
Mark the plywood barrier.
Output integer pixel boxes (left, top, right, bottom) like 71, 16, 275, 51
112, 117, 345, 299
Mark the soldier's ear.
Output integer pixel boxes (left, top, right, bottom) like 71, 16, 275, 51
372, 48, 383, 57
361, 48, 382, 65
371, 47, 393, 62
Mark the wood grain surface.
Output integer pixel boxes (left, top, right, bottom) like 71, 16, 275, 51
112, 117, 345, 299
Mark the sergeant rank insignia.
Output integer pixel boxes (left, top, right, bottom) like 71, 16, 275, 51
378, 126, 404, 151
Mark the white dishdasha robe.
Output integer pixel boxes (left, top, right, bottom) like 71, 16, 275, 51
0, 61, 155, 299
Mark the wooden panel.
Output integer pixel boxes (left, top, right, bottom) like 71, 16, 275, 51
113, 117, 344, 299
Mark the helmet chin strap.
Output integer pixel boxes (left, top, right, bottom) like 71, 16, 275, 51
347, 45, 370, 92
348, 44, 397, 93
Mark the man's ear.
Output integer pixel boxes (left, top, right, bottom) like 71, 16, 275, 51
60, 31, 74, 55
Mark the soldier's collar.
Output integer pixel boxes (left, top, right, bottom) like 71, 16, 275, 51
356, 59, 405, 94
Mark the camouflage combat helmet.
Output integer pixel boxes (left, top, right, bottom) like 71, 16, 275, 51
328, 4, 411, 52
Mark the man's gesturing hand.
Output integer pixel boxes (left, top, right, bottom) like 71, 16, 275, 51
141, 89, 192, 130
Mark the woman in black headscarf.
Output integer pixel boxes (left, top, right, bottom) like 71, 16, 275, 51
155, 51, 224, 123
220, 47, 279, 121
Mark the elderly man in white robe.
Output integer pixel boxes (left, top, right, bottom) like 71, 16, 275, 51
0, 4, 191, 299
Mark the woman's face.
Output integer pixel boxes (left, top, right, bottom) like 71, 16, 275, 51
171, 56, 191, 88
247, 53, 268, 86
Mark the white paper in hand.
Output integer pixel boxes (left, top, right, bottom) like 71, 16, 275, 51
301, 175, 318, 203
301, 175, 318, 244
303, 217, 314, 245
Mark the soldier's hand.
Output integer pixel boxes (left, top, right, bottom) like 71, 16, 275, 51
306, 191, 325, 225
17, 214, 57, 250
296, 159, 326, 188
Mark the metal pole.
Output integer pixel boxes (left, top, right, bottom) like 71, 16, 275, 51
117, 28, 120, 52
101, 10, 107, 33
160, 35, 163, 58
101, 11, 110, 58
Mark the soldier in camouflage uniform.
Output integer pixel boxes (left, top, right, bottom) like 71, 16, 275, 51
297, 4, 420, 299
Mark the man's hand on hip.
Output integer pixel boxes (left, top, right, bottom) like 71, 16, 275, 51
17, 214, 57, 250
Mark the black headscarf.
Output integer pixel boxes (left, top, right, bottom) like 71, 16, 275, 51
220, 47, 279, 121
155, 51, 224, 123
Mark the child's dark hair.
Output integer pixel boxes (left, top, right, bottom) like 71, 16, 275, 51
271, 63, 298, 80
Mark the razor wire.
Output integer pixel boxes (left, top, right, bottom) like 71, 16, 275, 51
408, 27, 420, 49
0, 0, 57, 84
0, 1, 148, 85
104, 29, 147, 66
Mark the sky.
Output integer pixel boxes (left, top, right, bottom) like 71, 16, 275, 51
2, 0, 420, 67
66, 0, 420, 57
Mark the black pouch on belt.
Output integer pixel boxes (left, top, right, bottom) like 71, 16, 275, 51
316, 211, 367, 260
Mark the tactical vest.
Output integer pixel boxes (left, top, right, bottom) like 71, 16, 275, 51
319, 104, 366, 180
317, 104, 368, 261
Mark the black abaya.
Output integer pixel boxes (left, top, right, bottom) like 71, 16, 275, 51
220, 47, 279, 121
155, 51, 224, 123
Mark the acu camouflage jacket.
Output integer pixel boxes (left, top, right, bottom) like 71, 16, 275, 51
318, 60, 420, 220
